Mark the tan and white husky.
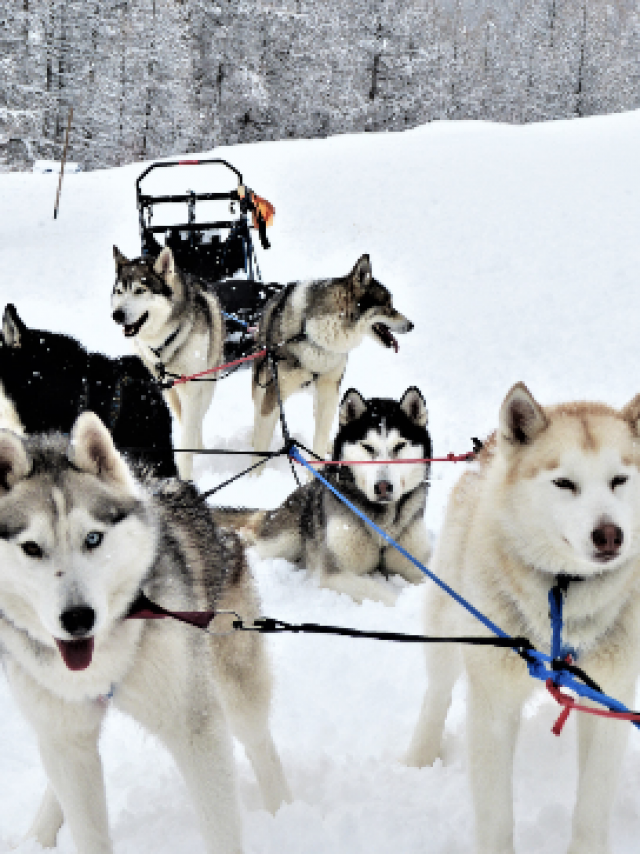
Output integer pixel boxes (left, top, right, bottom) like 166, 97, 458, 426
405, 382, 640, 854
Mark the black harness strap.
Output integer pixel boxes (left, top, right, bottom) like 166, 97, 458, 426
150, 323, 182, 361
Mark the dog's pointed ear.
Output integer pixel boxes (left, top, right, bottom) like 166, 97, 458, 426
349, 254, 372, 293
70, 412, 135, 490
499, 382, 548, 446
400, 387, 428, 427
113, 246, 129, 274
2, 304, 26, 349
339, 388, 368, 426
154, 247, 175, 285
621, 394, 640, 436
0, 429, 30, 491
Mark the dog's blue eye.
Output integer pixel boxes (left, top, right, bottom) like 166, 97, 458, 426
21, 541, 43, 559
85, 531, 103, 550
553, 478, 577, 492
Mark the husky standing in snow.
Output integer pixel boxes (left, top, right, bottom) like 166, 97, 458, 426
111, 246, 224, 481
219, 387, 431, 605
405, 382, 640, 854
0, 414, 290, 853
252, 255, 414, 465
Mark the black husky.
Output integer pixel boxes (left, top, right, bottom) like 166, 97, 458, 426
0, 304, 176, 478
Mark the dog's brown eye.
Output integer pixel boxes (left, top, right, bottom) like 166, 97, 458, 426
553, 478, 577, 492
22, 541, 43, 559
611, 475, 628, 490
362, 444, 375, 456
392, 442, 407, 455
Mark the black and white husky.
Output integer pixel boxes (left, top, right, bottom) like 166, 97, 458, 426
0, 414, 290, 853
220, 387, 432, 605
112, 246, 224, 480
0, 303, 176, 478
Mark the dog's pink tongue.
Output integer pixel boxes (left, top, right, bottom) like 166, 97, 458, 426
55, 637, 95, 671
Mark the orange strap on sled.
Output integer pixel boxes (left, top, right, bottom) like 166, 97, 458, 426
250, 192, 275, 229
237, 184, 275, 229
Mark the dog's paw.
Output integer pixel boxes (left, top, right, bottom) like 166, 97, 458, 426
402, 744, 441, 769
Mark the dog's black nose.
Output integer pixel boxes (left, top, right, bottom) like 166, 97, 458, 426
374, 480, 393, 499
60, 607, 95, 637
112, 309, 125, 325
406, 321, 414, 332
592, 524, 623, 556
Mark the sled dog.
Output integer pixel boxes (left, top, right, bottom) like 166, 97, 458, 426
111, 246, 224, 481
0, 415, 290, 853
405, 382, 640, 854
220, 387, 431, 605
252, 255, 413, 465
0, 303, 176, 478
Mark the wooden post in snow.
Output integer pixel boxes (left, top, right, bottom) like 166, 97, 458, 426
53, 106, 73, 220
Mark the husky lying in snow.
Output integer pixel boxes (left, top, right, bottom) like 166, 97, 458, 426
112, 246, 225, 481
405, 382, 640, 854
252, 255, 414, 466
0, 303, 176, 478
0, 415, 290, 853
218, 387, 431, 605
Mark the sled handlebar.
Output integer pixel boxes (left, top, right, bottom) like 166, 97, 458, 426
136, 159, 244, 201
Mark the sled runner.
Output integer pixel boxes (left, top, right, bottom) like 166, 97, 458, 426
136, 158, 281, 363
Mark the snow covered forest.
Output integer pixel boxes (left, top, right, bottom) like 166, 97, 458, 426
2, 0, 640, 171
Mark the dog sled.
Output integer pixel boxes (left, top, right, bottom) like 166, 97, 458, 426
136, 158, 281, 363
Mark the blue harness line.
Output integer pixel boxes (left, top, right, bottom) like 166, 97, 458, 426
290, 446, 640, 731
289, 446, 511, 641
222, 311, 249, 328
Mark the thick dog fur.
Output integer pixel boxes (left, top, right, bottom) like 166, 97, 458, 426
405, 382, 640, 854
0, 304, 176, 478
251, 255, 413, 465
218, 387, 431, 605
112, 246, 224, 481
0, 416, 290, 853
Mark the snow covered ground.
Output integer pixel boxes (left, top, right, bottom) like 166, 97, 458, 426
3, 110, 640, 852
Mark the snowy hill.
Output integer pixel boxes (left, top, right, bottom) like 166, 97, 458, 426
2, 110, 640, 852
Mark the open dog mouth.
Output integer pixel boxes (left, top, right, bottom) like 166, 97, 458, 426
124, 312, 148, 338
372, 323, 399, 352
55, 637, 95, 671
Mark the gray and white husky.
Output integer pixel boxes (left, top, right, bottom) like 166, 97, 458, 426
252, 255, 414, 466
111, 246, 224, 481
0, 414, 290, 853
220, 387, 431, 605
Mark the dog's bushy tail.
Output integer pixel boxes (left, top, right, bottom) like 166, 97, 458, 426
212, 508, 266, 545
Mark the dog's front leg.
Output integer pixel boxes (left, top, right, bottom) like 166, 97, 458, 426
312, 368, 344, 459
385, 522, 431, 585
568, 674, 635, 854
9, 666, 111, 854
22, 784, 64, 849
152, 692, 243, 854
467, 656, 527, 854
174, 383, 213, 480
37, 732, 110, 854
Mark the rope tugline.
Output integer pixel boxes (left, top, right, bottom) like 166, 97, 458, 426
121, 363, 640, 739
